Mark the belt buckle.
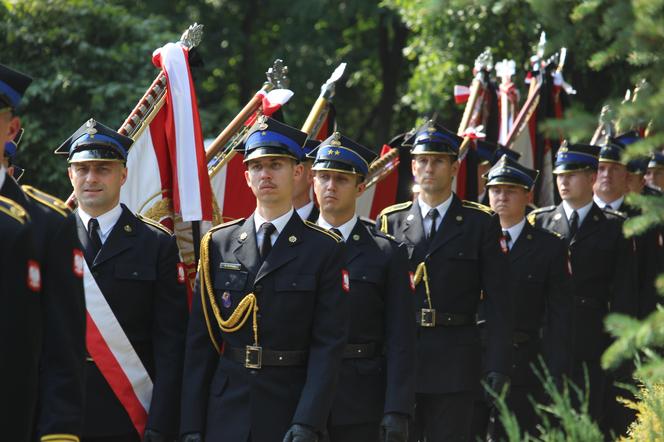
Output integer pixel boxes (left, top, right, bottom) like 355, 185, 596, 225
420, 308, 436, 327
245, 345, 262, 369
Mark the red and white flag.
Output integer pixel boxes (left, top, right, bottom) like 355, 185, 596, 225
356, 144, 400, 219
121, 40, 213, 224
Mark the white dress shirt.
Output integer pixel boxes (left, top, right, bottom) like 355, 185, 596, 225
562, 200, 594, 227
503, 218, 526, 251
296, 200, 315, 221
316, 216, 358, 242
77, 203, 123, 244
419, 193, 454, 234
593, 194, 625, 211
254, 208, 294, 246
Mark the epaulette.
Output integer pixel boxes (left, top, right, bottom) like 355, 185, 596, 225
136, 213, 173, 235
21, 184, 70, 217
602, 207, 627, 219
359, 216, 375, 227
378, 201, 413, 218
304, 220, 342, 242
215, 217, 245, 230
373, 228, 396, 242
0, 195, 29, 225
532, 224, 564, 239
526, 205, 555, 226
462, 200, 494, 215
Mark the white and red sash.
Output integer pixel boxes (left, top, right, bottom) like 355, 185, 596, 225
83, 260, 153, 436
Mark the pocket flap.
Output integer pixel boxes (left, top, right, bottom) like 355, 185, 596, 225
214, 269, 249, 291
275, 274, 316, 292
114, 264, 156, 281
349, 266, 383, 283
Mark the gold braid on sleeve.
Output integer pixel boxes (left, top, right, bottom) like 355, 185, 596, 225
200, 231, 260, 349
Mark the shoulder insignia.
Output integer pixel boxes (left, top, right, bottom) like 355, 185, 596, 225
213, 217, 245, 231
532, 224, 563, 239
304, 220, 342, 242
378, 201, 413, 218
373, 229, 396, 242
21, 185, 70, 217
0, 195, 29, 225
359, 216, 375, 227
202, 217, 246, 241
462, 200, 494, 215
527, 205, 556, 225
136, 213, 173, 235
602, 207, 627, 219
529, 205, 556, 215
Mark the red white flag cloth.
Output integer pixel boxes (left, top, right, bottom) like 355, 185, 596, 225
83, 260, 152, 436
356, 144, 399, 219
208, 88, 294, 221
152, 42, 213, 222
120, 41, 213, 223
454, 85, 471, 104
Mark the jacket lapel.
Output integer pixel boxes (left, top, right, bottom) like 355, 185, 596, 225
570, 203, 602, 246
255, 212, 301, 283
75, 211, 96, 265
403, 200, 427, 260
93, 206, 137, 268
427, 195, 464, 257
345, 220, 370, 265
233, 215, 261, 276
509, 222, 534, 264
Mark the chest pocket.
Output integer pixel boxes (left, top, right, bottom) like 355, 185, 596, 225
214, 269, 249, 291
275, 274, 316, 292
115, 264, 156, 281
349, 266, 383, 285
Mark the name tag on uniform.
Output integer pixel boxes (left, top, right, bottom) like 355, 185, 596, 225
219, 262, 242, 271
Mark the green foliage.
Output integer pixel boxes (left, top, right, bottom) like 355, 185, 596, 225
3, 0, 413, 197
489, 362, 605, 441
1, 0, 176, 197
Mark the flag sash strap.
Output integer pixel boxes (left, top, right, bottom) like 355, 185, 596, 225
83, 259, 153, 436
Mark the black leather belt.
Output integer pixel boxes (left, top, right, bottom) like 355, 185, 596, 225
415, 310, 474, 327
343, 343, 381, 359
574, 296, 607, 310
224, 345, 308, 369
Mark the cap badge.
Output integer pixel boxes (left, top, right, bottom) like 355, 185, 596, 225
85, 118, 98, 137
257, 115, 269, 131
330, 132, 342, 147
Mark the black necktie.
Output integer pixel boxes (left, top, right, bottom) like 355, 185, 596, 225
502, 230, 511, 249
329, 228, 342, 240
604, 204, 612, 211
426, 208, 439, 239
88, 218, 102, 257
569, 210, 579, 238
258, 222, 276, 261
